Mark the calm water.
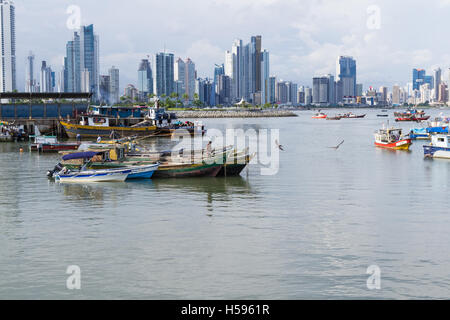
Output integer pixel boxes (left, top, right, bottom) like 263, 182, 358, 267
1, 108, 450, 299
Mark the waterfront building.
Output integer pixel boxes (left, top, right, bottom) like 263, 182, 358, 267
25, 52, 35, 93
212, 64, 225, 106
81, 68, 90, 93
438, 83, 448, 103
269, 76, 276, 104
174, 80, 184, 98
420, 83, 431, 104
153, 52, 174, 96
305, 87, 313, 105
379, 86, 388, 104
137, 59, 153, 97
336, 56, 356, 102
0, 0, 16, 93
185, 58, 196, 100
276, 81, 288, 104
109, 66, 119, 105
312, 75, 335, 105
356, 83, 363, 97
217, 74, 231, 105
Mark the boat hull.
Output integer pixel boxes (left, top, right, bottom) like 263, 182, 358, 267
30, 143, 80, 152
126, 164, 160, 180
55, 169, 131, 183
60, 121, 157, 138
375, 139, 412, 150
152, 163, 223, 179
423, 145, 450, 159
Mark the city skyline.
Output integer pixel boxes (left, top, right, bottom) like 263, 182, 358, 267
12, 0, 450, 93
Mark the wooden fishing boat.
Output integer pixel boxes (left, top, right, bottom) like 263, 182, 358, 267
216, 148, 255, 177
374, 127, 412, 150
395, 115, 430, 122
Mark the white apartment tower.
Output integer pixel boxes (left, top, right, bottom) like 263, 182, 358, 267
0, 0, 16, 92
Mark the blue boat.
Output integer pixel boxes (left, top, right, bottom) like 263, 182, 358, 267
424, 135, 450, 159
409, 126, 449, 140
126, 163, 160, 180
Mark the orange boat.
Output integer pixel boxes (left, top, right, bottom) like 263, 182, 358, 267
312, 112, 327, 119
374, 127, 412, 150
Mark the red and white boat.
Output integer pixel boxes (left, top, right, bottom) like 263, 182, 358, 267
312, 112, 327, 119
374, 127, 412, 150
30, 135, 80, 153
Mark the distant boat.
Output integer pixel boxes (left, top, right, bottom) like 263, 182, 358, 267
340, 112, 366, 119
374, 127, 412, 150
312, 112, 327, 119
326, 115, 342, 120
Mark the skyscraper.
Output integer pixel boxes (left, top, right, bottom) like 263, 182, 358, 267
64, 24, 99, 98
174, 58, 185, 94
0, 0, 16, 93
25, 52, 35, 93
434, 68, 442, 101
336, 56, 356, 102
99, 75, 110, 104
269, 76, 276, 103
260, 50, 270, 104
109, 66, 119, 105
251, 36, 262, 93
412, 68, 434, 91
153, 52, 174, 96
313, 75, 335, 105
40, 61, 53, 92
185, 58, 196, 100
138, 59, 153, 96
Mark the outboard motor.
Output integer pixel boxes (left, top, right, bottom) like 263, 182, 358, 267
47, 163, 63, 178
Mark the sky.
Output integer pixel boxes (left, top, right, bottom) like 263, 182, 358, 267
13, 0, 450, 92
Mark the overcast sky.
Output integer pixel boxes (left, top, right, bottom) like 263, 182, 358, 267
14, 0, 450, 92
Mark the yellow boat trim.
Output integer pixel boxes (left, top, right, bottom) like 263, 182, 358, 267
60, 121, 157, 132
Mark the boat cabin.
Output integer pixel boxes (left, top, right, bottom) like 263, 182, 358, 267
79, 116, 110, 127
375, 128, 403, 143
431, 135, 450, 148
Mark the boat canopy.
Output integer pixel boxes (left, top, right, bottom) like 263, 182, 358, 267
62, 151, 101, 161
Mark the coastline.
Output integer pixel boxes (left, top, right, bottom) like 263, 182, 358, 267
174, 110, 298, 118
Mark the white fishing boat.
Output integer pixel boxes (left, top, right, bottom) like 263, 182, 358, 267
424, 135, 450, 159
55, 167, 131, 183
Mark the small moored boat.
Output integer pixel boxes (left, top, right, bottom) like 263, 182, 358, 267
312, 111, 327, 119
424, 135, 450, 159
374, 127, 412, 150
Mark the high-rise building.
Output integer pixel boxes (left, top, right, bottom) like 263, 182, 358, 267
379, 86, 388, 104
138, 59, 153, 96
174, 58, 185, 94
25, 52, 35, 93
305, 87, 313, 105
64, 24, 99, 98
434, 68, 442, 101
336, 56, 356, 102
185, 58, 196, 100
212, 64, 225, 106
356, 83, 363, 97
269, 76, 276, 103
81, 68, 90, 93
0, 0, 16, 93
40, 61, 53, 92
224, 36, 267, 104
260, 50, 270, 104
438, 82, 447, 103
412, 68, 433, 91
99, 75, 110, 104
217, 74, 231, 105
108, 66, 119, 105
313, 75, 335, 105
392, 85, 401, 105
153, 52, 174, 96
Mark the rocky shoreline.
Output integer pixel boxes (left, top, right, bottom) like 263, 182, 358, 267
174, 110, 298, 118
